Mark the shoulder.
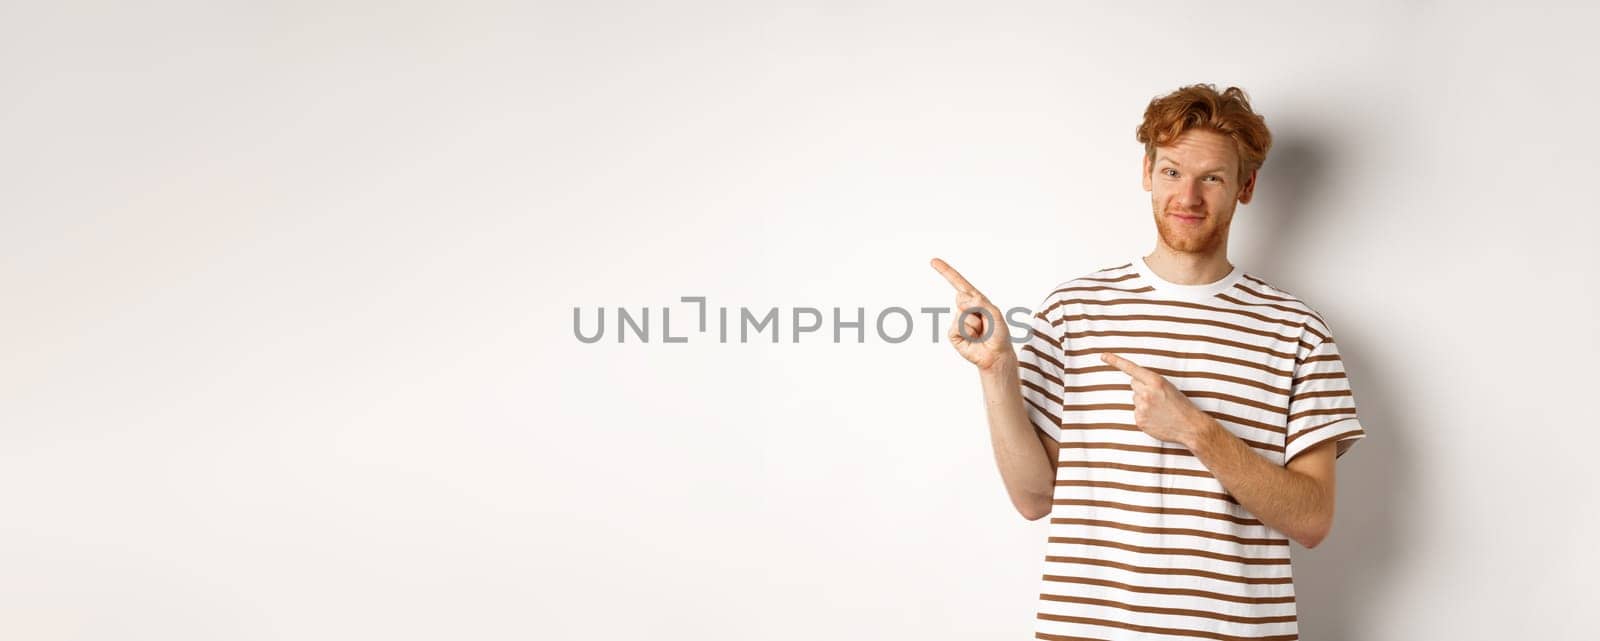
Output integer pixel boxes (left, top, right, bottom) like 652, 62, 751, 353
1033, 260, 1143, 319
1227, 272, 1336, 344
1048, 260, 1141, 296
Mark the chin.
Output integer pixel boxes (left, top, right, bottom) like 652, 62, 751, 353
1151, 207, 1230, 253
1157, 227, 1224, 254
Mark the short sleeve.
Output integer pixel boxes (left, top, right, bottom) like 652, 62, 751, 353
1017, 296, 1067, 442
1283, 327, 1367, 464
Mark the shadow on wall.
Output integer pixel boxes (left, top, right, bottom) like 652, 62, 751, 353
1248, 126, 1417, 641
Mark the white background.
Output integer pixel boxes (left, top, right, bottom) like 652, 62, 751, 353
3, 1, 1595, 639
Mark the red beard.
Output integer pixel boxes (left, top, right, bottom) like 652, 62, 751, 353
1154, 210, 1228, 254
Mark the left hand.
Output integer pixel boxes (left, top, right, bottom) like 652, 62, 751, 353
1101, 352, 1211, 448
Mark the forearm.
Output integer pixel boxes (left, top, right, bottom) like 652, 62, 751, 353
1185, 417, 1330, 547
979, 355, 1055, 520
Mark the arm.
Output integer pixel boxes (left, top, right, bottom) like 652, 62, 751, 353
1186, 419, 1338, 548
929, 258, 1057, 522
1100, 352, 1340, 548
978, 355, 1059, 521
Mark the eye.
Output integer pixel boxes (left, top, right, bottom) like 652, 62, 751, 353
1162, 168, 1178, 177
1203, 175, 1222, 183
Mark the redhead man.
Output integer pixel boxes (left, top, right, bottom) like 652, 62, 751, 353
932, 84, 1365, 639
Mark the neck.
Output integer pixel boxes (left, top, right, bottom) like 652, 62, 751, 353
1142, 245, 1233, 285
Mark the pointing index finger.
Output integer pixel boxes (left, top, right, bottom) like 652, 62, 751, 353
1101, 352, 1154, 382
929, 257, 980, 295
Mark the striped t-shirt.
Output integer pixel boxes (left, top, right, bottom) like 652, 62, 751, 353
1018, 257, 1366, 641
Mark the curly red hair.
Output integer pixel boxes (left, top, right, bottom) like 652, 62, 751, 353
1136, 84, 1272, 183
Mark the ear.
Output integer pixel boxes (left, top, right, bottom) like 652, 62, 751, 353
1237, 168, 1258, 204
1142, 154, 1153, 192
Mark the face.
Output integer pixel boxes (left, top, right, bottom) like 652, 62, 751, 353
1141, 129, 1257, 255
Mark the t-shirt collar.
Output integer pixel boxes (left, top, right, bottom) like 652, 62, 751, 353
1131, 254, 1245, 302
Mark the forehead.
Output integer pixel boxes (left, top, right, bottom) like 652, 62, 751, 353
1153, 129, 1239, 171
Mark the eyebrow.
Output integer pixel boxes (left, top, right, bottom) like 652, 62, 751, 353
1155, 156, 1230, 175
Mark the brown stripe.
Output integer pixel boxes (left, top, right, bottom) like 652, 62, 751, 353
1232, 281, 1329, 328
1043, 297, 1303, 331
1039, 594, 1297, 625
1055, 479, 1240, 505
1059, 431, 1281, 457
1052, 497, 1264, 527
1030, 320, 1064, 349
1062, 404, 1286, 438
1061, 383, 1131, 393
1206, 412, 1286, 437
1290, 390, 1352, 403
1050, 517, 1286, 546
1061, 459, 1217, 479
1066, 422, 1148, 430
1048, 536, 1290, 565
1035, 632, 1113, 641
1021, 361, 1065, 388
1062, 365, 1291, 397
1076, 272, 1139, 283
1296, 372, 1347, 385
1025, 397, 1065, 429
1037, 614, 1298, 640
1302, 352, 1341, 364
1285, 416, 1362, 447
1056, 313, 1309, 350
1215, 292, 1318, 322
1043, 555, 1292, 585
1303, 324, 1330, 344
1241, 274, 1275, 289
1231, 280, 1294, 303
1023, 344, 1066, 370
1060, 441, 1191, 457
1043, 576, 1294, 606
1023, 379, 1065, 406
1287, 407, 1356, 423
1060, 384, 1303, 424
1053, 285, 1157, 295
1064, 346, 1292, 378
1066, 328, 1298, 360
1228, 435, 1281, 454
1062, 403, 1133, 412
1217, 283, 1337, 343
1183, 390, 1284, 414
1063, 401, 1287, 437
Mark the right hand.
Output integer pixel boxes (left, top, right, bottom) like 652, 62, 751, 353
930, 257, 1016, 372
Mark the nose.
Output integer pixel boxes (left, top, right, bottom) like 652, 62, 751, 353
1176, 177, 1205, 210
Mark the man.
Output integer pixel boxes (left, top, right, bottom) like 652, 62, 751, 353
930, 84, 1365, 640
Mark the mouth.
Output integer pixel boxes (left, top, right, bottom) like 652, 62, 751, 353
1167, 212, 1206, 224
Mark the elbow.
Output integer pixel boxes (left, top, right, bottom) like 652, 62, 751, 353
1295, 516, 1334, 549
1016, 493, 1054, 522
